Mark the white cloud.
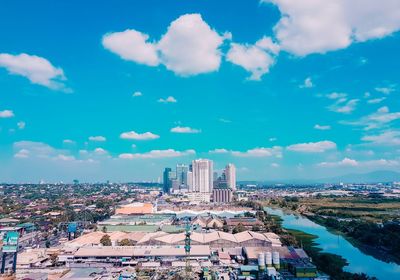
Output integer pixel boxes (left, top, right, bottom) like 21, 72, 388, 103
14, 149, 30, 158
231, 146, 282, 158
13, 141, 75, 162
314, 124, 331, 130
132, 91, 143, 97
226, 36, 279, 80
0, 110, 14, 118
326, 92, 347, 99
88, 136, 106, 142
120, 131, 159, 140
319, 157, 399, 168
102, 30, 159, 66
209, 148, 229, 154
329, 99, 359, 114
343, 106, 400, 130
271, 163, 280, 168
103, 14, 227, 76
170, 126, 201, 133
94, 148, 108, 155
158, 96, 177, 103
263, 0, 400, 56
367, 97, 386, 104
17, 121, 25, 129
269, 137, 277, 142
318, 157, 359, 167
300, 77, 313, 88
375, 86, 396, 94
119, 149, 195, 159
63, 139, 75, 144
158, 14, 226, 76
287, 140, 337, 153
0, 53, 66, 90
362, 130, 400, 146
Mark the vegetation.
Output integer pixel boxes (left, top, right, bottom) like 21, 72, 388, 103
100, 234, 112, 246
289, 229, 377, 280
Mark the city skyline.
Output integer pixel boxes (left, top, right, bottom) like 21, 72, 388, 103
1, 0, 400, 182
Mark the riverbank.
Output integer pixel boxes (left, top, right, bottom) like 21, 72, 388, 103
305, 214, 400, 265
264, 206, 400, 280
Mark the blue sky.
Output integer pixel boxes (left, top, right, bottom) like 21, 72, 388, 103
1, 0, 400, 183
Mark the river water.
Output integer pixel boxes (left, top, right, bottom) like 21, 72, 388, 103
264, 207, 400, 280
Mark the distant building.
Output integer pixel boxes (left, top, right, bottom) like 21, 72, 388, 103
163, 168, 176, 193
225, 163, 236, 191
191, 159, 213, 194
213, 187, 233, 203
176, 164, 189, 186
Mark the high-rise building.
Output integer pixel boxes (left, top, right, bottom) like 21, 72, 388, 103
225, 163, 236, 191
176, 164, 189, 186
187, 171, 193, 191
163, 168, 176, 193
191, 159, 213, 193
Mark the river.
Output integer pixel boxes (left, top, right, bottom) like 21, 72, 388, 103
264, 207, 400, 280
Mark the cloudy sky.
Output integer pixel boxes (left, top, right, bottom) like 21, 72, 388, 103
1, 0, 400, 183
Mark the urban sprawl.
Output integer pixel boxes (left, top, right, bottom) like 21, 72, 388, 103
1, 159, 400, 280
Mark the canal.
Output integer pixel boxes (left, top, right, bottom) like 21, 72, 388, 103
264, 207, 400, 279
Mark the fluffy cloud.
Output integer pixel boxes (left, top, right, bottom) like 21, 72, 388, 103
287, 140, 336, 153
362, 130, 400, 146
13, 141, 75, 161
0, 110, 14, 118
132, 91, 143, 97
88, 136, 106, 142
326, 92, 347, 100
318, 157, 358, 167
102, 30, 159, 66
103, 14, 227, 76
342, 106, 400, 130
231, 147, 282, 158
314, 124, 331, 130
226, 36, 279, 80
119, 149, 195, 159
158, 14, 226, 76
170, 126, 201, 133
319, 157, 399, 168
263, 0, 400, 56
209, 148, 230, 154
0, 53, 66, 89
158, 96, 177, 103
94, 148, 108, 155
120, 131, 159, 140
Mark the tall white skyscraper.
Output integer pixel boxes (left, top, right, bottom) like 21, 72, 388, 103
191, 159, 213, 193
225, 163, 236, 191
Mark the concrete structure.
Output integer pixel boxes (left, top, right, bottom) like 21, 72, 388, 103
225, 163, 236, 191
213, 188, 233, 203
191, 159, 213, 194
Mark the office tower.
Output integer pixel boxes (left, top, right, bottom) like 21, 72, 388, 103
163, 168, 176, 193
213, 187, 233, 203
225, 163, 236, 191
191, 159, 213, 193
176, 164, 189, 186
187, 171, 193, 191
